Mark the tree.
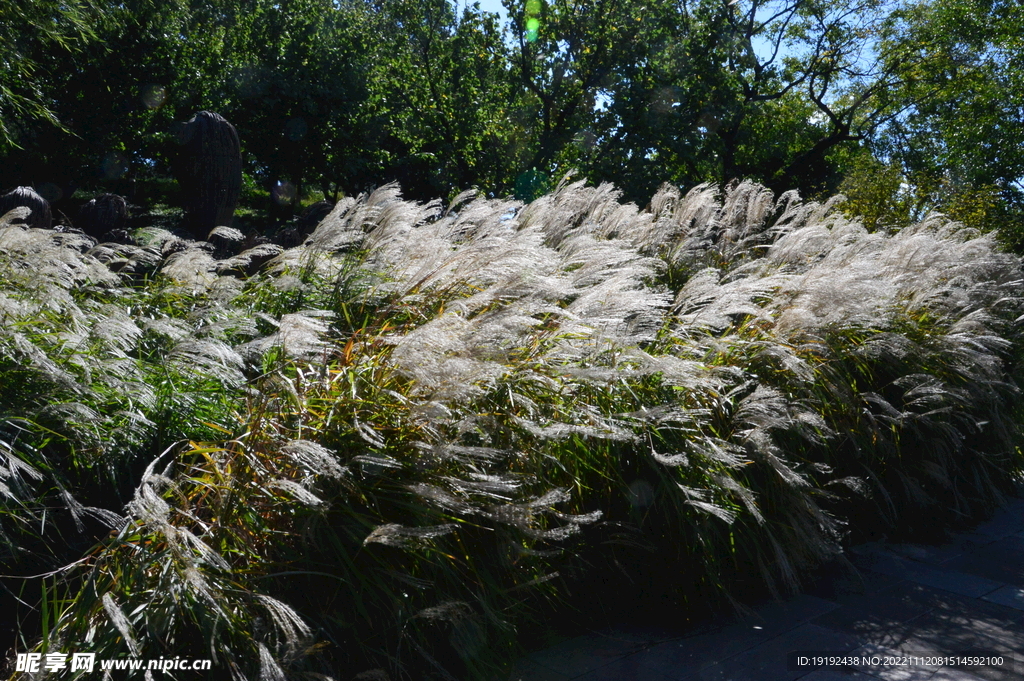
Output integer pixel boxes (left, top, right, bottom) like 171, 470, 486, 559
497, 0, 942, 204
220, 0, 373, 202
1, 0, 232, 197
868, 0, 1024, 239
502, 0, 668, 197
361, 0, 522, 200
1, 0, 377, 210
3, 0, 1018, 242
0, 0, 98, 157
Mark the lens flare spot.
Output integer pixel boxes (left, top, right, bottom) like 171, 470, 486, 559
141, 84, 167, 110
626, 480, 656, 509
574, 130, 597, 150
526, 17, 540, 42
283, 117, 308, 142
272, 180, 297, 206
101, 152, 129, 180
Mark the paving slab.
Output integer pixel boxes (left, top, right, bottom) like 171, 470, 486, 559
745, 596, 842, 636
597, 625, 770, 680
695, 657, 786, 681
799, 670, 876, 681
885, 637, 1019, 681
982, 586, 1024, 612
805, 564, 905, 606
971, 501, 1024, 539
885, 543, 963, 567
508, 656, 572, 681
903, 612, 1023, 656
597, 623, 692, 647
874, 581, 1024, 627
926, 670, 987, 681
809, 586, 934, 636
850, 551, 1004, 598
947, 533, 1000, 552
895, 588, 1024, 652
846, 643, 939, 681
524, 632, 647, 677
572, 655, 678, 681
732, 622, 861, 679
942, 537, 1024, 587
510, 497, 1024, 681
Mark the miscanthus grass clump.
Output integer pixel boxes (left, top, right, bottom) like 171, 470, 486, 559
2, 179, 1022, 680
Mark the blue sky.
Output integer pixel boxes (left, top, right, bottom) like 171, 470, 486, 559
462, 1, 795, 65
458, 0, 810, 80
470, 0, 508, 20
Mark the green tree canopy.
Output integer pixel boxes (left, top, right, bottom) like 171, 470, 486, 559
0, 0, 99, 156
0, 0, 1019, 248
869, 0, 1024, 235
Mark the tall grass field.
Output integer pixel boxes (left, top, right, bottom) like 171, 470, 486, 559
2, 179, 1023, 679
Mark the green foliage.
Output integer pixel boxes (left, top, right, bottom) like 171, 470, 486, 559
513, 167, 550, 202
360, 0, 525, 200
0, 8, 862, 188
839, 151, 1009, 235
222, 0, 374, 199
498, 0, 931, 203
871, 0, 1024, 242
0, 0, 1018, 251
837, 154, 914, 231
0, 0, 99, 155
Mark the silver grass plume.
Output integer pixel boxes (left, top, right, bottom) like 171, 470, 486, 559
239, 310, 333, 362
101, 593, 141, 656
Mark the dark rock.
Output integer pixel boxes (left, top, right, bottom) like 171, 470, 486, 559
213, 231, 275, 272
174, 111, 243, 239
272, 200, 335, 247
273, 225, 302, 248
88, 242, 161, 277
242, 233, 272, 250
161, 237, 190, 258
51, 225, 95, 252
215, 242, 284, 278
53, 209, 75, 229
242, 243, 283, 276
0, 186, 52, 230
297, 199, 334, 235
52, 224, 85, 235
207, 226, 245, 259
78, 193, 128, 239
100, 228, 138, 246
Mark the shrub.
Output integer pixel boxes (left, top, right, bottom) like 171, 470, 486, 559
3, 179, 1022, 679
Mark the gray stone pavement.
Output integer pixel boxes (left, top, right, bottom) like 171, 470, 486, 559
511, 497, 1024, 681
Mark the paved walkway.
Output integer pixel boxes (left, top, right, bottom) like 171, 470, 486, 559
511, 497, 1024, 681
